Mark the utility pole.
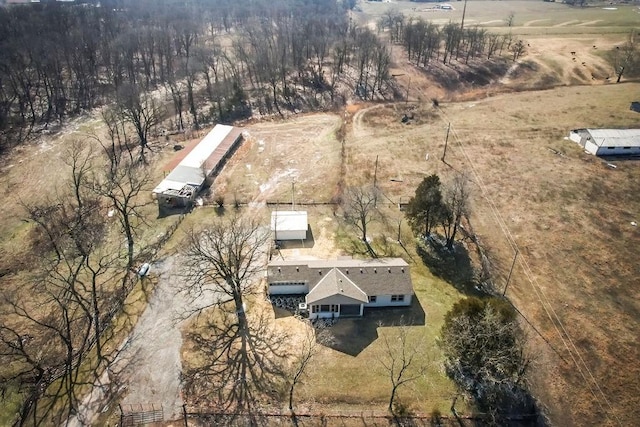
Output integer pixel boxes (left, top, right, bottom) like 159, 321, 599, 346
291, 181, 295, 210
442, 123, 450, 162
461, 0, 468, 31
373, 155, 379, 207
405, 77, 411, 104
373, 155, 379, 188
503, 248, 519, 297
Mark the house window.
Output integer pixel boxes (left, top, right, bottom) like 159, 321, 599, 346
391, 295, 405, 302
368, 296, 377, 303
623, 147, 631, 150
312, 305, 319, 313
318, 304, 339, 312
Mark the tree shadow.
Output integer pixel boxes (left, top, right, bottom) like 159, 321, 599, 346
181, 305, 288, 413
318, 298, 426, 356
416, 238, 487, 297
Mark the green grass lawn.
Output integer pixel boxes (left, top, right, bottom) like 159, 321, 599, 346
297, 219, 467, 415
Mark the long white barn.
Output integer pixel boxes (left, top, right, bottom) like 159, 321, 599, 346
569, 129, 640, 156
153, 125, 243, 209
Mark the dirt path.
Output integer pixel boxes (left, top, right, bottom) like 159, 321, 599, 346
69, 255, 216, 426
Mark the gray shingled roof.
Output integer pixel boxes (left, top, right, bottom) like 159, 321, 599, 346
268, 258, 413, 297
306, 268, 368, 305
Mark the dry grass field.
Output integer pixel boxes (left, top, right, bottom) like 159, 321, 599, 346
344, 83, 640, 426
358, 0, 639, 34
192, 82, 640, 426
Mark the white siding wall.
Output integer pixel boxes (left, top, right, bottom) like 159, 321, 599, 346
584, 140, 599, 155
365, 294, 412, 307
275, 229, 307, 240
309, 310, 339, 320
269, 283, 308, 295
569, 131, 582, 144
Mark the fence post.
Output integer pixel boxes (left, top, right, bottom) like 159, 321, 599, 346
183, 404, 188, 427
118, 403, 124, 426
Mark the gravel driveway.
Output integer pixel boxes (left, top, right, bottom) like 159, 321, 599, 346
68, 255, 214, 425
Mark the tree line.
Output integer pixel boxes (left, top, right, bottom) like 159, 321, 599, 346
379, 10, 527, 67
0, 0, 392, 151
0, 139, 151, 425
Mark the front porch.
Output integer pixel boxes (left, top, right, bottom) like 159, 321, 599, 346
309, 302, 363, 320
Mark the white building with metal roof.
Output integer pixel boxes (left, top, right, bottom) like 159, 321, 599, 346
271, 211, 308, 241
153, 124, 243, 210
569, 129, 640, 156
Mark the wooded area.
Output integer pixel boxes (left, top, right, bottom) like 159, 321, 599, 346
0, 0, 388, 150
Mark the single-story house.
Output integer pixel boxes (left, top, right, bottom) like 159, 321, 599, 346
271, 211, 308, 241
152, 124, 243, 209
569, 128, 640, 156
267, 257, 413, 319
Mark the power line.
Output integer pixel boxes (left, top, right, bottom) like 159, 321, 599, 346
435, 109, 622, 426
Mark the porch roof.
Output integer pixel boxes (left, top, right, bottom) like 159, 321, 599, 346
306, 268, 368, 305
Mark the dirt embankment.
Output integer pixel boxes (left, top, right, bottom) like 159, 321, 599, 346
387, 35, 617, 105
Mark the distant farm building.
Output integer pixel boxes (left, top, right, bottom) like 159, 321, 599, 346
271, 211, 308, 241
569, 129, 640, 156
268, 257, 414, 320
152, 124, 243, 210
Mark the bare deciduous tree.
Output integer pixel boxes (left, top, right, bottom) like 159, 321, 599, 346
342, 185, 380, 256
182, 216, 269, 317
510, 39, 526, 62
286, 324, 333, 412
441, 173, 471, 250
91, 143, 151, 280
181, 216, 290, 414
377, 320, 426, 415
115, 83, 161, 163
608, 30, 639, 83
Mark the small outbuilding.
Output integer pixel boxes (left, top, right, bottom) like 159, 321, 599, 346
271, 211, 308, 241
569, 128, 640, 156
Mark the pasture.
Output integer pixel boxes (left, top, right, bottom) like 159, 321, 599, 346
193, 82, 640, 425
359, 0, 639, 34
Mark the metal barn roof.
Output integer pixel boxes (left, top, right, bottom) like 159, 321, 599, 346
271, 211, 308, 232
586, 129, 640, 148
153, 124, 239, 194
